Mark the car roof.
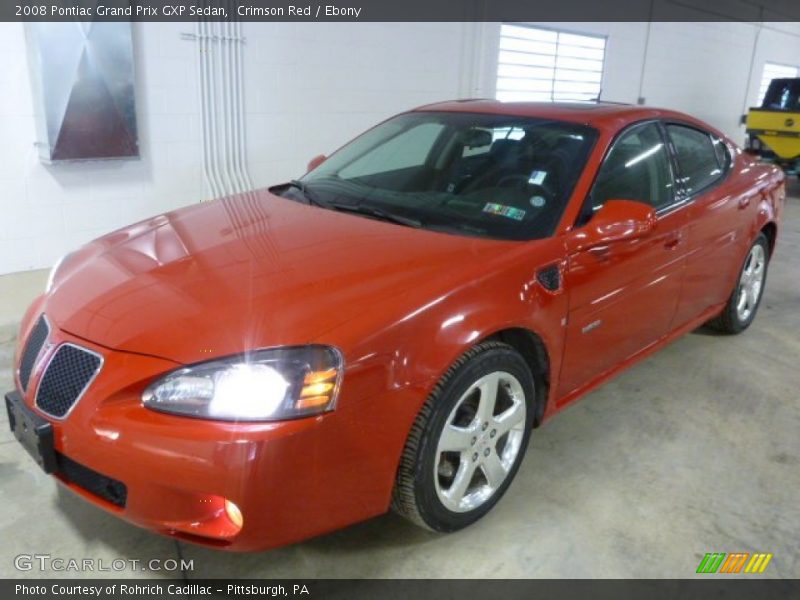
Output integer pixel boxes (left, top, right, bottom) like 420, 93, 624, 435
411, 99, 710, 135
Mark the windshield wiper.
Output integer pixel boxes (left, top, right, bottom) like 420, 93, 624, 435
287, 180, 329, 208
286, 180, 421, 228
327, 202, 423, 229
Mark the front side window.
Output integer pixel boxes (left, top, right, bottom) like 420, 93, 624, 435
293, 112, 598, 241
579, 122, 673, 225
666, 125, 725, 195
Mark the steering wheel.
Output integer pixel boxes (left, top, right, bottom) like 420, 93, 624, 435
495, 176, 554, 208
496, 174, 534, 190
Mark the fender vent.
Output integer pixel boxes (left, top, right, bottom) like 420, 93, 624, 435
536, 264, 562, 292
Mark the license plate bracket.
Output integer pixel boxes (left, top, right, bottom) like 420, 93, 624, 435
5, 391, 56, 474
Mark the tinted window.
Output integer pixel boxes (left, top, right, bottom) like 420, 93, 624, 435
762, 79, 800, 111
581, 123, 673, 223
712, 136, 731, 171
339, 122, 445, 178
294, 112, 598, 241
667, 125, 724, 194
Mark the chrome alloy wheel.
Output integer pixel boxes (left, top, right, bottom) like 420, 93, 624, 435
434, 371, 527, 513
736, 243, 766, 322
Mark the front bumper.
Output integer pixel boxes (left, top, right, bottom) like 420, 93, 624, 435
6, 389, 127, 506
8, 310, 420, 551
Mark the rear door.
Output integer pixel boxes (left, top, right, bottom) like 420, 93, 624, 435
557, 121, 689, 399
665, 123, 751, 328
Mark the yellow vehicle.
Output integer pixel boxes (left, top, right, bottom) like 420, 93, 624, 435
745, 78, 800, 175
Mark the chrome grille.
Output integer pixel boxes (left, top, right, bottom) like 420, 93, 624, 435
35, 344, 102, 418
18, 315, 49, 391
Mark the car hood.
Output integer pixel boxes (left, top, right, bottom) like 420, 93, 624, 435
45, 190, 514, 364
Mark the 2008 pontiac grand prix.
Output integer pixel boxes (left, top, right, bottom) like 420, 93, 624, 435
6, 101, 784, 550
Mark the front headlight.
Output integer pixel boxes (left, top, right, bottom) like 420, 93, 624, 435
142, 346, 343, 421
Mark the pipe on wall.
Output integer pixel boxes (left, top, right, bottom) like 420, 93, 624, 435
192, 15, 253, 200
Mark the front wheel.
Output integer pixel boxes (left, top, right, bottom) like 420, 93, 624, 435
391, 342, 535, 532
707, 233, 769, 334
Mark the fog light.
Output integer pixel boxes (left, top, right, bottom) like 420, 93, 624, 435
224, 499, 243, 529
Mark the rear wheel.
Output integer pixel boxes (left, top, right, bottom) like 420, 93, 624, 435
391, 342, 535, 532
707, 233, 769, 334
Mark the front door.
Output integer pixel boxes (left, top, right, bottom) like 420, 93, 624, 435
557, 122, 689, 399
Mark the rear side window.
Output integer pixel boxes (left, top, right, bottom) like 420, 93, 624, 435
666, 125, 725, 195
712, 136, 731, 171
580, 122, 673, 224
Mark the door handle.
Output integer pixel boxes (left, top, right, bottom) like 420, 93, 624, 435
664, 233, 682, 249
738, 196, 752, 210
587, 245, 611, 258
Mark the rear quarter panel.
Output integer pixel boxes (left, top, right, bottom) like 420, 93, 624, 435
730, 157, 784, 279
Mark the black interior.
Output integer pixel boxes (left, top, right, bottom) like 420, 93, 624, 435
346, 128, 588, 223
292, 112, 599, 241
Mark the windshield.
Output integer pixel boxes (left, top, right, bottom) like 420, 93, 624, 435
761, 79, 800, 111
285, 111, 598, 241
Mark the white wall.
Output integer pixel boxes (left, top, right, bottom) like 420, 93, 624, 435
0, 22, 203, 275
0, 21, 470, 275
641, 22, 758, 137
472, 22, 651, 106
642, 22, 800, 139
485, 21, 800, 140
243, 22, 470, 189
2, 20, 800, 275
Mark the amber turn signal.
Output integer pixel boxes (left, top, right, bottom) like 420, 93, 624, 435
296, 369, 339, 410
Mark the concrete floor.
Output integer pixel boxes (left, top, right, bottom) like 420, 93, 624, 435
0, 268, 48, 328
1, 189, 799, 579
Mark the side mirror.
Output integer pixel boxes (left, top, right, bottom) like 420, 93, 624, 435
307, 154, 327, 172
569, 199, 656, 252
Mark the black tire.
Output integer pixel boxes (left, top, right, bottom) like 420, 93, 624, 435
391, 341, 536, 532
706, 233, 770, 334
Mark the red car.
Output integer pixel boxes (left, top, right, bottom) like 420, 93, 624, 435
6, 101, 784, 551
